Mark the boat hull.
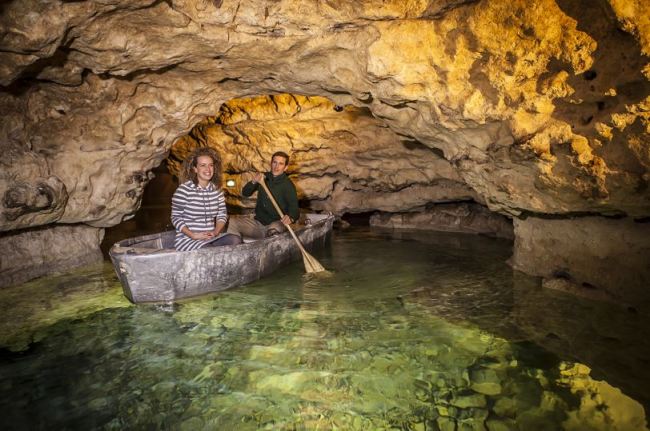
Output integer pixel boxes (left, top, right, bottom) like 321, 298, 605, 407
109, 214, 334, 303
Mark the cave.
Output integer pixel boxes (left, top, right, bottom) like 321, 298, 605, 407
1, 0, 649, 429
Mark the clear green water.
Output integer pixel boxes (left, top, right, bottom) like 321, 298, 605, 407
1, 228, 648, 430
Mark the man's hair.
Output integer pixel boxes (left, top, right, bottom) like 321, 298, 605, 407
272, 151, 290, 166
180, 147, 223, 187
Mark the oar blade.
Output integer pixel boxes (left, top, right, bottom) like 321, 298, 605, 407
302, 251, 326, 273
259, 177, 329, 275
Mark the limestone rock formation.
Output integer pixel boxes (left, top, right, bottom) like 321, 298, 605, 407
512, 215, 650, 307
0, 0, 648, 295
0, 225, 103, 287
369, 202, 514, 239
170, 94, 480, 214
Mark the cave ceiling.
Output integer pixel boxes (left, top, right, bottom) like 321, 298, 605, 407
1, 0, 649, 232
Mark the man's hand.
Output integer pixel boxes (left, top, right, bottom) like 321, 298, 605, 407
251, 172, 264, 184
281, 214, 292, 225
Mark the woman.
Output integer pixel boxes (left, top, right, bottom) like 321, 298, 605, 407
171, 147, 242, 251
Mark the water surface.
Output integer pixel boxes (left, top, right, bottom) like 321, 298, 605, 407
1, 228, 648, 430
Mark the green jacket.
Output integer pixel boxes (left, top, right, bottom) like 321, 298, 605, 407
242, 172, 299, 225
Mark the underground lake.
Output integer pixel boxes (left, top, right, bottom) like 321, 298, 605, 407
0, 227, 648, 430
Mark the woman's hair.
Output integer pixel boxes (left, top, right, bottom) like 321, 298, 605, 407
180, 147, 223, 188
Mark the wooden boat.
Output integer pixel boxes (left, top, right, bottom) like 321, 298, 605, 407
109, 213, 334, 303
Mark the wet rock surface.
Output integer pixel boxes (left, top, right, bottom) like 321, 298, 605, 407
0, 224, 104, 287
512, 215, 650, 310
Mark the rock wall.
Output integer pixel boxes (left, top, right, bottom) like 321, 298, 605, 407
0, 0, 648, 292
0, 225, 104, 287
512, 216, 650, 308
369, 203, 514, 239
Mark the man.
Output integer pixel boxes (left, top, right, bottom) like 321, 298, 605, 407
228, 151, 300, 239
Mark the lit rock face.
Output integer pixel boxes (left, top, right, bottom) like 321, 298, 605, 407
170, 94, 480, 215
0, 0, 649, 291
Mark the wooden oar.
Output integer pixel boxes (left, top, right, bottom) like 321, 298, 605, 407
259, 177, 327, 273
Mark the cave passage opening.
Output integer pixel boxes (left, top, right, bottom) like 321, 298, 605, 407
101, 91, 516, 255
100, 160, 177, 257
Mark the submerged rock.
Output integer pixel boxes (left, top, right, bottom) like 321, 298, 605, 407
450, 393, 487, 409
470, 368, 503, 396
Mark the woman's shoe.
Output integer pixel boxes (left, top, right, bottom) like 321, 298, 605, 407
265, 228, 280, 237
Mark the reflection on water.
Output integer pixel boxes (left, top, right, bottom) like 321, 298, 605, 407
0, 228, 648, 430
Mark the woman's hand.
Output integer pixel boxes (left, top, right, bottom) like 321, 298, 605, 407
208, 228, 221, 238
208, 221, 226, 238
191, 231, 212, 240
181, 226, 210, 240
182, 221, 224, 241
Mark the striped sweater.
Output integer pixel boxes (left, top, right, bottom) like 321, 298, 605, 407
171, 180, 228, 251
